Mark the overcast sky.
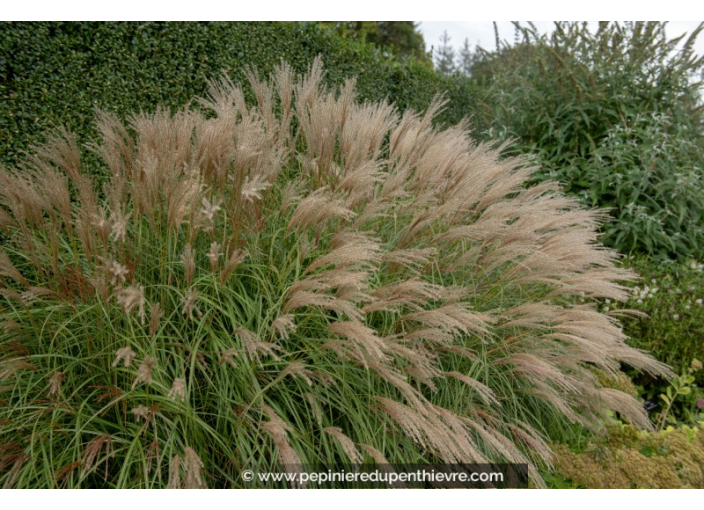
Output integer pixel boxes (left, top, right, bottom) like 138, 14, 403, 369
418, 21, 704, 57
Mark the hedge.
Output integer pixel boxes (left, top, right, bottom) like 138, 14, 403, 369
0, 21, 477, 168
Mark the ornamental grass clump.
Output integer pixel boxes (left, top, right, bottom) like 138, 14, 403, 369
0, 59, 670, 488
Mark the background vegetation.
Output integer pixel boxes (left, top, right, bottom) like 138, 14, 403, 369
0, 21, 474, 169
469, 22, 704, 259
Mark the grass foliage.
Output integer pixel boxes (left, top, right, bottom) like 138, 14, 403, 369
0, 61, 670, 488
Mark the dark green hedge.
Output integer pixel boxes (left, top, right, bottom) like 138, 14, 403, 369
0, 21, 477, 168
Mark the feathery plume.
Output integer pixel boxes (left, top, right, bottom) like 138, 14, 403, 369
131, 405, 150, 422
200, 197, 222, 222
168, 377, 186, 402
184, 447, 208, 489
235, 327, 282, 366
260, 403, 303, 488
270, 313, 296, 340
106, 259, 129, 286
132, 357, 156, 389
116, 284, 146, 325
182, 289, 202, 320
167, 454, 182, 489
47, 372, 64, 398
109, 207, 130, 243
241, 174, 271, 203
206, 242, 221, 270
180, 245, 196, 286
149, 303, 163, 337
112, 346, 137, 368
220, 249, 247, 284
281, 362, 314, 386
81, 434, 113, 482
324, 427, 363, 463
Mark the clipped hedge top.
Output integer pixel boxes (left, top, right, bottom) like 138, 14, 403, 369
0, 21, 476, 168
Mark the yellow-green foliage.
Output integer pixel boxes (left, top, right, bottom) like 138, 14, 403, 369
553, 424, 704, 488
593, 370, 639, 398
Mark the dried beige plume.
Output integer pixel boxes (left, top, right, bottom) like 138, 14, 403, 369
47, 372, 65, 398
220, 249, 247, 285
180, 245, 196, 287
200, 196, 222, 221
105, 259, 129, 286
219, 349, 239, 369
281, 361, 314, 386
240, 174, 271, 203
287, 189, 355, 233
235, 327, 282, 366
112, 346, 137, 368
167, 454, 182, 489
80, 434, 113, 482
19, 286, 56, 306
132, 357, 156, 389
270, 313, 296, 340
260, 403, 303, 488
116, 284, 145, 325
184, 447, 208, 489
206, 242, 221, 271
168, 377, 186, 402
108, 207, 130, 243
149, 303, 163, 337
446, 372, 500, 407
131, 405, 150, 422
324, 427, 363, 463
181, 289, 202, 320
0, 248, 28, 287
326, 321, 389, 364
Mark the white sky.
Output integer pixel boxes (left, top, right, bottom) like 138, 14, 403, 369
418, 21, 704, 57
418, 21, 704, 55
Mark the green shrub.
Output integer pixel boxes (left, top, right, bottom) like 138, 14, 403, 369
472, 22, 704, 259
552, 423, 704, 488
611, 257, 704, 378
0, 62, 668, 488
601, 256, 704, 425
0, 21, 476, 170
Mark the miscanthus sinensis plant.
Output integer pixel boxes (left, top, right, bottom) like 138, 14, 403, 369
0, 60, 670, 488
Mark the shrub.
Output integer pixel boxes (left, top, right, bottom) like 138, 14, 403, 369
0, 61, 669, 488
552, 423, 704, 488
0, 22, 476, 170
607, 257, 704, 374
472, 22, 704, 259
600, 256, 704, 421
